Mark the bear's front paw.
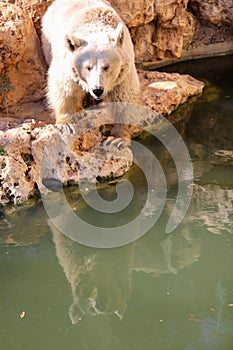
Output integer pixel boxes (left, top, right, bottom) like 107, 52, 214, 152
103, 136, 131, 149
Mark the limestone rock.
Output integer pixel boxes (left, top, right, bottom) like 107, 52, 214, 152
189, 0, 233, 25
0, 124, 35, 203
110, 0, 233, 66
31, 124, 134, 196
0, 2, 47, 119
110, 0, 156, 27
139, 70, 204, 115
106, 0, 231, 64
130, 23, 157, 62
130, 0, 233, 66
0, 71, 204, 204
4, 0, 52, 36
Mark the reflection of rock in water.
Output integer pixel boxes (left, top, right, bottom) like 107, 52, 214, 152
49, 222, 134, 325
0, 200, 47, 246
133, 224, 201, 276
191, 184, 233, 235
185, 94, 233, 235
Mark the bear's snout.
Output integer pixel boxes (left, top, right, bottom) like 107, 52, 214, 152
92, 86, 104, 100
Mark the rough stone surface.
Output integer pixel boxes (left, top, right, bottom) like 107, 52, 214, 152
139, 70, 204, 115
0, 2, 48, 120
4, 0, 53, 36
0, 71, 204, 204
189, 0, 233, 25
110, 0, 156, 27
121, 0, 233, 66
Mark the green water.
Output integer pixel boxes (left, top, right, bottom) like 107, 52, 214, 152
0, 56, 233, 350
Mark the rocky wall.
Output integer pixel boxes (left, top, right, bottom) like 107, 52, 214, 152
0, 0, 232, 119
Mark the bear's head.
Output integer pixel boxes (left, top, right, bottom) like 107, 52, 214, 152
65, 23, 129, 100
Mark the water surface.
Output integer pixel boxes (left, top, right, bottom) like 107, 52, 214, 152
0, 56, 233, 350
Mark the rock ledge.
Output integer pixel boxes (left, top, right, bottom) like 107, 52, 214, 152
0, 71, 204, 204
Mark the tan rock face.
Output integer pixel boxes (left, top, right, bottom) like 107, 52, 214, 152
4, 0, 52, 36
131, 0, 233, 65
0, 2, 47, 118
110, 0, 156, 27
109, 0, 233, 65
130, 23, 157, 62
189, 0, 233, 25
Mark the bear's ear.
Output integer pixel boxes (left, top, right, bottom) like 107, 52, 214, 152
65, 35, 87, 51
110, 23, 124, 46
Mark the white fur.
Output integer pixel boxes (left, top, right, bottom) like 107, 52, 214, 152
42, 0, 140, 123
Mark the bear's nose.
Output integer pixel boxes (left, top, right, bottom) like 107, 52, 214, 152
92, 87, 104, 99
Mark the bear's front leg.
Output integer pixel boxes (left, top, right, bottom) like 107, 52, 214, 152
47, 66, 85, 124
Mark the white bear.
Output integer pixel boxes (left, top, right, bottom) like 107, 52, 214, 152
41, 0, 141, 126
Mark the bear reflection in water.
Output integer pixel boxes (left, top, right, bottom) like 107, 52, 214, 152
49, 219, 201, 325
50, 222, 134, 324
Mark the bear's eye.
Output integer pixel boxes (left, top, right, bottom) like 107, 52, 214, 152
86, 66, 92, 71
103, 65, 110, 71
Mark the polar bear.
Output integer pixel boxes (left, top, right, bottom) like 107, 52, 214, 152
41, 0, 141, 128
